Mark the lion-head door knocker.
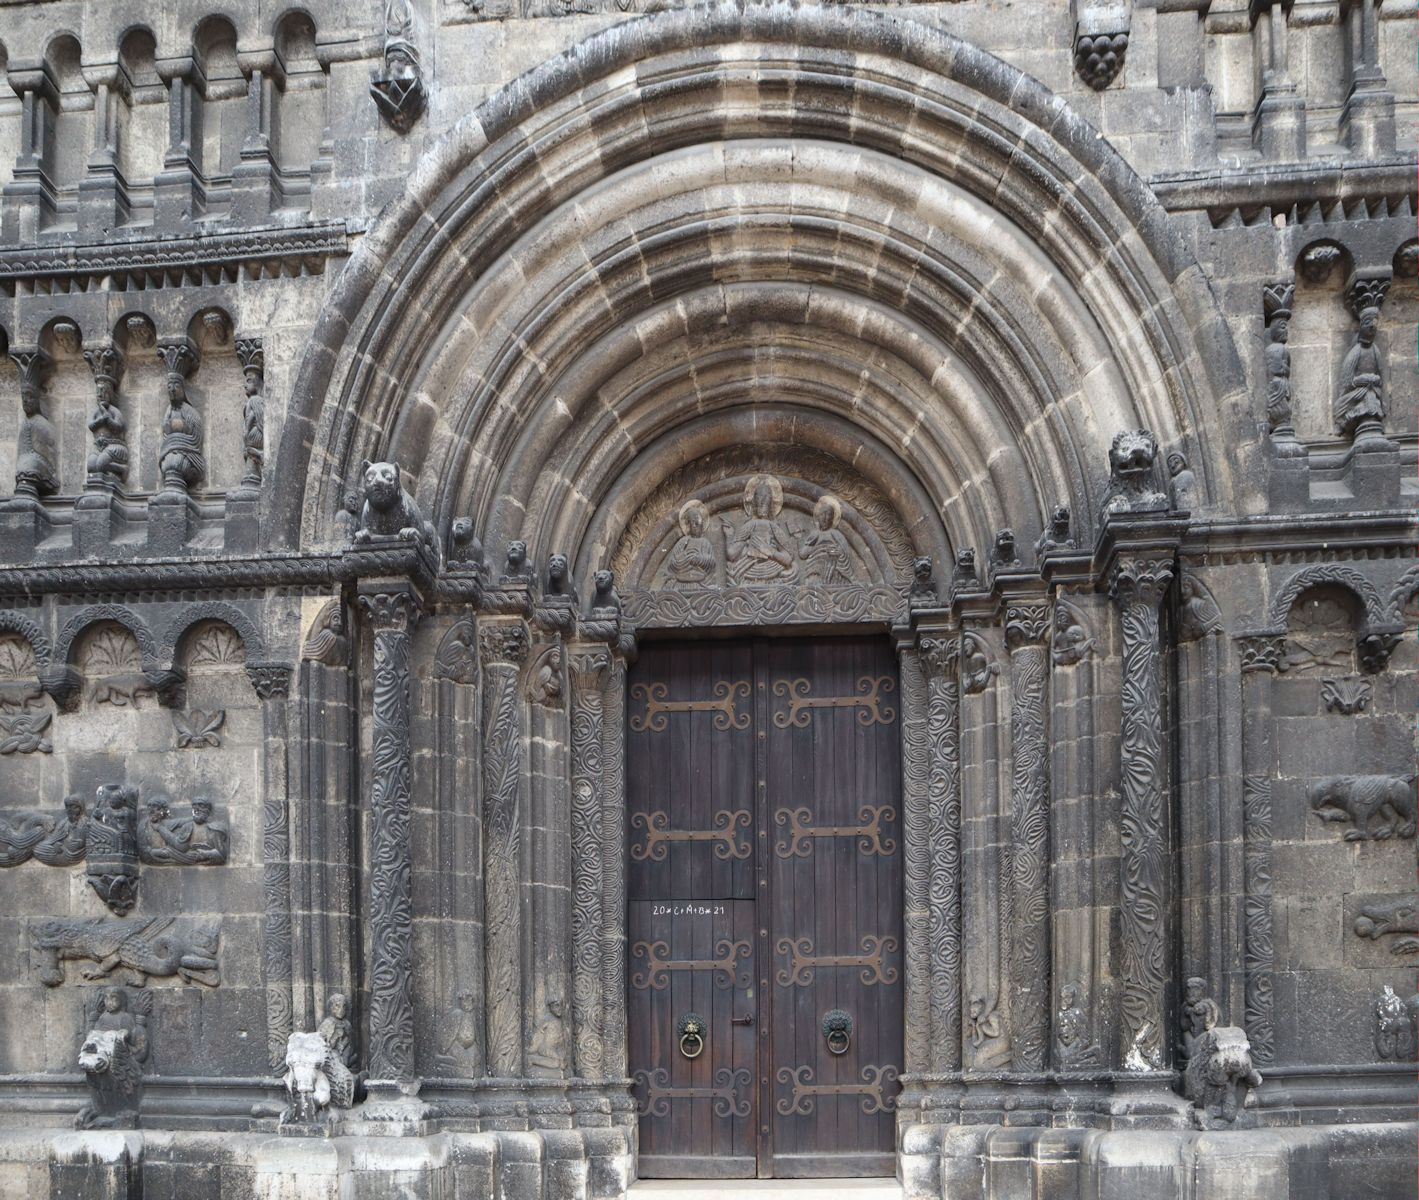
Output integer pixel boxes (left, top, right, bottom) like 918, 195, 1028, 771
822, 1009, 853, 1056
677, 1012, 706, 1060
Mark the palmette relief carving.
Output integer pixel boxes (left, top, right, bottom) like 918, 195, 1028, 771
172, 709, 225, 748
1309, 775, 1416, 841
1321, 677, 1372, 715
82, 624, 152, 708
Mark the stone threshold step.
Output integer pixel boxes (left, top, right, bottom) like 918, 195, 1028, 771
631, 1183, 902, 1198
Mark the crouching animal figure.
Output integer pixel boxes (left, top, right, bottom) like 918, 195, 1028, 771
76, 1029, 143, 1129
1309, 774, 1417, 841
1183, 1025, 1262, 1129
281, 1030, 355, 1126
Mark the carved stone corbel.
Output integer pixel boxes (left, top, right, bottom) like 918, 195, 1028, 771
1073, 0, 1131, 90
1108, 554, 1174, 1070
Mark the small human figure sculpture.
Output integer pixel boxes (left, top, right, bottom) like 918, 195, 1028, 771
527, 997, 568, 1076
14, 372, 59, 499
1264, 307, 1293, 434
1055, 983, 1100, 1067
159, 367, 206, 494
34, 795, 88, 866
1373, 985, 1418, 1062
798, 495, 853, 586
1335, 304, 1386, 441
1179, 976, 1220, 1061
317, 993, 356, 1070
86, 365, 128, 490
238, 347, 264, 490
502, 539, 529, 582
1167, 452, 1197, 512
725, 477, 796, 585
665, 499, 717, 588
436, 990, 480, 1071
334, 490, 362, 544
93, 987, 149, 1063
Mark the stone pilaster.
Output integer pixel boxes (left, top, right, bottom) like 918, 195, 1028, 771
1237, 632, 1284, 1067
1108, 554, 1174, 1070
919, 632, 963, 1076
479, 617, 529, 1079
357, 583, 422, 1091
1004, 602, 1051, 1073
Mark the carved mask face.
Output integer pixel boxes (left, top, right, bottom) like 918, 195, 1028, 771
1272, 317, 1289, 343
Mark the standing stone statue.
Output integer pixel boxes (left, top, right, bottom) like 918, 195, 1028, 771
1179, 976, 1219, 1061
236, 338, 264, 491
12, 351, 58, 499
1335, 277, 1389, 442
1262, 281, 1296, 443
158, 343, 205, 495
317, 993, 356, 1070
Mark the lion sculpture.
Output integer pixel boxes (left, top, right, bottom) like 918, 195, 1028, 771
1102, 429, 1169, 515
76, 1028, 143, 1129
281, 1030, 355, 1126
1183, 1025, 1262, 1129
1309, 775, 1417, 842
352, 459, 441, 568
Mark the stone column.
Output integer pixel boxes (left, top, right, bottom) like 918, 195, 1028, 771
568, 645, 609, 1078
78, 70, 125, 234
0, 65, 54, 242
154, 58, 200, 228
1237, 632, 1284, 1068
600, 653, 630, 1079
252, 662, 295, 1070
919, 632, 963, 1077
897, 638, 931, 1077
232, 57, 278, 223
357, 583, 422, 1090
1341, 0, 1395, 156
480, 618, 529, 1078
1005, 602, 1051, 1072
1252, 0, 1306, 160
1107, 554, 1174, 1070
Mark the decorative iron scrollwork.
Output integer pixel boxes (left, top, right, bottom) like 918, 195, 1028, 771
775, 935, 898, 987
629, 680, 751, 732
771, 675, 896, 728
676, 1012, 706, 1059
773, 804, 896, 859
630, 938, 752, 990
630, 808, 753, 862
775, 1063, 897, 1115
822, 1008, 852, 1055
633, 1067, 753, 1119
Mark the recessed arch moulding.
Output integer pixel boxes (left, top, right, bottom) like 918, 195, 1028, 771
280, 4, 1246, 597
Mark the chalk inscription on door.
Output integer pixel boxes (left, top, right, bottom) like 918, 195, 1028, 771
628, 637, 903, 1179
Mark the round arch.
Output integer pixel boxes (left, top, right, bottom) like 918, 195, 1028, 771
275, 2, 1248, 591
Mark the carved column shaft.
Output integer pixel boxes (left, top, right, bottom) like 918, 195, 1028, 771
600, 654, 629, 1078
480, 619, 529, 1078
921, 634, 963, 1075
259, 664, 295, 1070
568, 646, 609, 1078
1108, 556, 1175, 1069
898, 642, 932, 1076
358, 586, 421, 1087
1238, 634, 1283, 1067
1005, 603, 1051, 1072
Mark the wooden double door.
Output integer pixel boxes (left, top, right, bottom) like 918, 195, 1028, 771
627, 636, 903, 1179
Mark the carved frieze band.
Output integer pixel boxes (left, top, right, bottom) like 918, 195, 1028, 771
898, 645, 931, 1075
623, 584, 904, 629
1006, 603, 1051, 1072
919, 633, 963, 1073
1108, 556, 1174, 1069
480, 619, 528, 1078
357, 588, 421, 1085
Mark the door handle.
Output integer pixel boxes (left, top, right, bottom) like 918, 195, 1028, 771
731, 1014, 755, 1027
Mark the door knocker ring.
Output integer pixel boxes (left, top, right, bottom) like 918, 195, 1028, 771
677, 1012, 706, 1059
823, 1008, 852, 1056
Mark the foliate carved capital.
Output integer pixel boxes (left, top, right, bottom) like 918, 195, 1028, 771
1237, 634, 1285, 674
568, 644, 612, 692
357, 588, 422, 634
83, 344, 125, 388
1005, 603, 1051, 650
1345, 271, 1391, 321
246, 662, 293, 699
478, 620, 529, 666
235, 337, 264, 376
917, 635, 960, 677
155, 337, 198, 380
1108, 556, 1174, 611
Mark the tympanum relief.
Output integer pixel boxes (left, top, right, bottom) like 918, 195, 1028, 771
613, 451, 918, 627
